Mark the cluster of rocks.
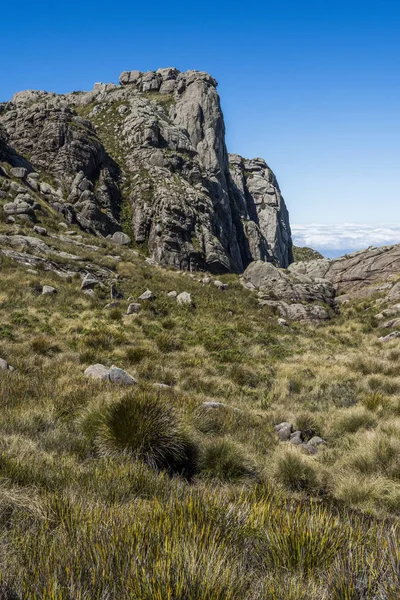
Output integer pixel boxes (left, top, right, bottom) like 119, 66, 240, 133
242, 260, 337, 322
0, 67, 293, 273
274, 422, 326, 454
84, 364, 137, 385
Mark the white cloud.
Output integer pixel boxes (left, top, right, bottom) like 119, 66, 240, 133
291, 223, 400, 251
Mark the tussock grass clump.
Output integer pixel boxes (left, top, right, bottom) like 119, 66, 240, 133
199, 439, 257, 482
272, 448, 323, 493
331, 407, 377, 435
87, 391, 199, 477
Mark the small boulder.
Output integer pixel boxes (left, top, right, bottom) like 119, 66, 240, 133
154, 383, 171, 389
214, 280, 228, 290
33, 226, 47, 236
290, 431, 303, 445
275, 422, 292, 441
111, 231, 131, 246
177, 291, 192, 305
84, 364, 110, 381
42, 285, 57, 295
379, 331, 400, 342
81, 273, 99, 290
202, 277, 211, 285
277, 318, 288, 327
0, 358, 13, 372
83, 289, 96, 299
10, 167, 27, 179
138, 289, 155, 301
109, 366, 137, 386
308, 436, 326, 447
167, 291, 178, 298
127, 302, 141, 315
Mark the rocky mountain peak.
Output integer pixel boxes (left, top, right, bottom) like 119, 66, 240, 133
0, 67, 293, 272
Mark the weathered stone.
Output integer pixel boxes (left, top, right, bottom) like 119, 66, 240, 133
275, 422, 292, 441
84, 364, 110, 381
33, 226, 47, 236
42, 285, 57, 295
290, 431, 303, 445
308, 436, 325, 447
167, 290, 178, 298
379, 331, 400, 342
83, 289, 96, 298
10, 167, 27, 179
109, 366, 137, 385
111, 231, 131, 246
177, 291, 192, 304
81, 273, 99, 290
138, 289, 155, 301
214, 280, 228, 290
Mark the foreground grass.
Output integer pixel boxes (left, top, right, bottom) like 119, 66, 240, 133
1, 212, 400, 596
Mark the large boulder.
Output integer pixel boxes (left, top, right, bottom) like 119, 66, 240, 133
243, 260, 337, 322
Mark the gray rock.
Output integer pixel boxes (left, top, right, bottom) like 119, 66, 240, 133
6, 216, 15, 224
109, 366, 137, 385
177, 291, 192, 304
167, 290, 178, 297
290, 431, 303, 445
277, 318, 288, 327
42, 285, 57, 295
81, 273, 99, 290
127, 302, 141, 314
10, 167, 27, 179
83, 289, 96, 298
154, 382, 171, 389
138, 289, 155, 301
111, 231, 131, 246
275, 422, 292, 441
0, 358, 12, 371
308, 436, 326, 447
33, 226, 47, 236
214, 280, 228, 290
84, 364, 110, 381
379, 331, 400, 342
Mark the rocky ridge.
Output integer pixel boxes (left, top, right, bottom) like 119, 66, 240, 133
0, 67, 292, 273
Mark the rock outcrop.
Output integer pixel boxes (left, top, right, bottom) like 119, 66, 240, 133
242, 260, 337, 321
289, 244, 400, 294
0, 68, 293, 273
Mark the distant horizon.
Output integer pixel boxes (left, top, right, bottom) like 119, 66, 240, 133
292, 222, 400, 258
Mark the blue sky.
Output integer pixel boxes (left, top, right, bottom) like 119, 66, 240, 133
2, 0, 400, 250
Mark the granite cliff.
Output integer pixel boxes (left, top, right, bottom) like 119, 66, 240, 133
0, 68, 292, 273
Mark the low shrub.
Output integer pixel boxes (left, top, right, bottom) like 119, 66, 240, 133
199, 439, 256, 482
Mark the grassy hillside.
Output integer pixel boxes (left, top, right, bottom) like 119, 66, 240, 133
1, 203, 400, 597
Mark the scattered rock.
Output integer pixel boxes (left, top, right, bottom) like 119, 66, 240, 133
127, 302, 141, 315
42, 285, 57, 295
33, 226, 47, 236
0, 358, 14, 372
26, 269, 39, 275
84, 364, 110, 381
6, 216, 15, 224
138, 289, 155, 301
58, 222, 68, 229
81, 273, 99, 290
202, 401, 226, 408
10, 167, 27, 179
154, 383, 171, 389
111, 231, 131, 246
277, 318, 288, 327
289, 431, 303, 445
379, 331, 400, 342
202, 277, 211, 284
109, 366, 137, 386
275, 422, 292, 441
308, 436, 325, 447
214, 280, 228, 290
177, 291, 192, 304
83, 289, 96, 299
167, 291, 178, 298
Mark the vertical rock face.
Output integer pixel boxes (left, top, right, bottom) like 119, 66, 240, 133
0, 68, 293, 272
